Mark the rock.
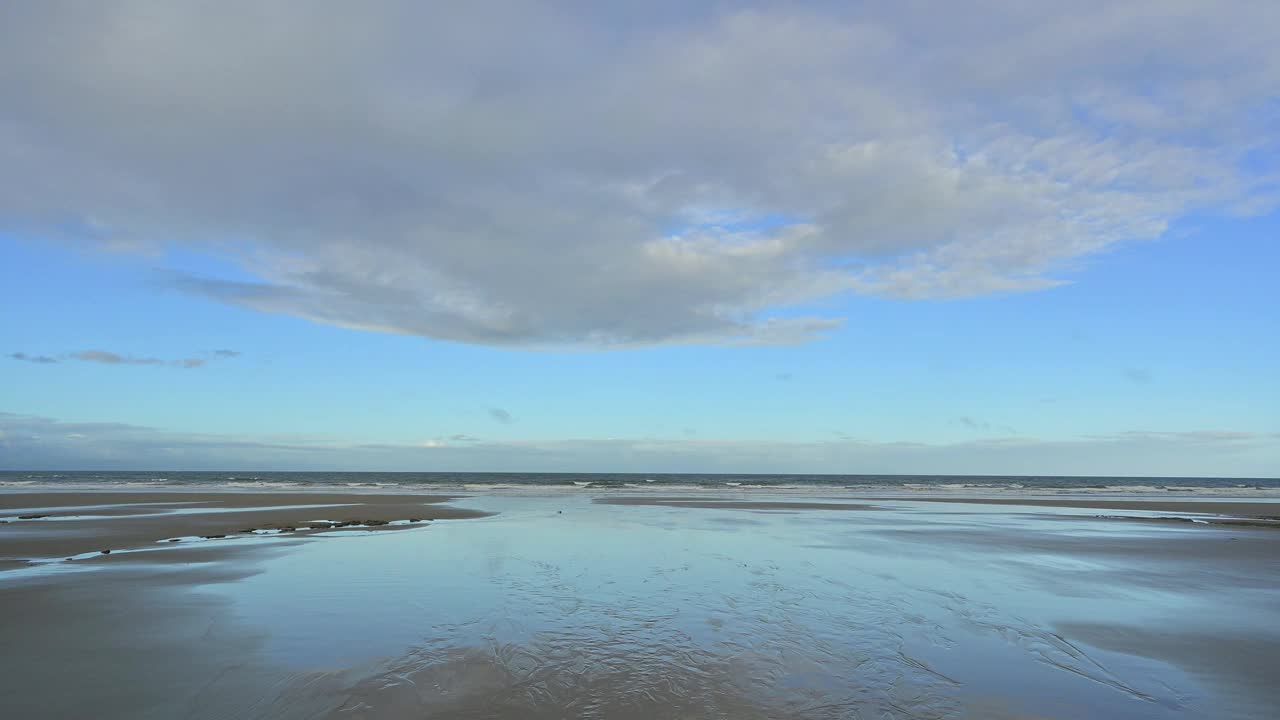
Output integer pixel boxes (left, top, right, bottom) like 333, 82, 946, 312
364, 519, 389, 526
100, 549, 111, 555
168, 538, 181, 542
18, 514, 49, 520
306, 523, 333, 530
409, 518, 422, 523
202, 534, 227, 539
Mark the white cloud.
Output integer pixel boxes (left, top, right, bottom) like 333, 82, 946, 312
1, 1, 1276, 347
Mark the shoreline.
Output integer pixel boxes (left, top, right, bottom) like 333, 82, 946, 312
7, 488, 1280, 567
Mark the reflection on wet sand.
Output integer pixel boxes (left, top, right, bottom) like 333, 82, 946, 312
2, 492, 1278, 719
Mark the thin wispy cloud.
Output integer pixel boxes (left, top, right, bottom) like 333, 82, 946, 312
417, 433, 483, 448
1, 2, 1274, 348
73, 350, 165, 366
955, 416, 1018, 435
1086, 430, 1263, 444
9, 352, 58, 364
10, 349, 241, 369
1122, 368, 1153, 384
489, 408, 515, 425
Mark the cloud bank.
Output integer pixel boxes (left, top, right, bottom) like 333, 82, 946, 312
2, 412, 1276, 478
1, 2, 1276, 347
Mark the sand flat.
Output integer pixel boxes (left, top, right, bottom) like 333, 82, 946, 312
867, 496, 1280, 516
3, 490, 1278, 719
594, 496, 879, 510
0, 491, 487, 562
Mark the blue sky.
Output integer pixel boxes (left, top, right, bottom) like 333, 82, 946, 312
1, 2, 1277, 475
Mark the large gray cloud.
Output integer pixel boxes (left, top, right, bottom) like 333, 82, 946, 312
1, 1, 1276, 347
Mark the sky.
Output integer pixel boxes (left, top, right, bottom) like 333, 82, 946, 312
1, 1, 1277, 476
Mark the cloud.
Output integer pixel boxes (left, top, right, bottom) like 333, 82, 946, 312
1, 3, 1277, 348
9, 352, 58, 364
0, 412, 348, 466
2, 411, 1276, 477
72, 350, 210, 369
418, 434, 482, 448
1085, 430, 1263, 444
1122, 368, 1152, 384
73, 350, 164, 366
954, 416, 1018, 435
488, 408, 514, 425
11, 349, 240, 369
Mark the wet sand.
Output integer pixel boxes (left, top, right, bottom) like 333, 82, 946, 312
595, 497, 879, 511
3, 490, 1278, 719
868, 496, 1280, 517
0, 491, 488, 563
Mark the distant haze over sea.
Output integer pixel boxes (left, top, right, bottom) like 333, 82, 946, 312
3, 471, 1277, 496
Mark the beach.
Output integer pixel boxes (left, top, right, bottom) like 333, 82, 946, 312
0, 490, 488, 564
2, 485, 1278, 719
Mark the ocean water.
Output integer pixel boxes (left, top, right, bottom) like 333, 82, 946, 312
2, 470, 1277, 495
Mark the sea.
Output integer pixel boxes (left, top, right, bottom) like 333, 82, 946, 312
2, 471, 1278, 495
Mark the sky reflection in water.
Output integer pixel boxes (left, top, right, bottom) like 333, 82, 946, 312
207, 495, 1272, 719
